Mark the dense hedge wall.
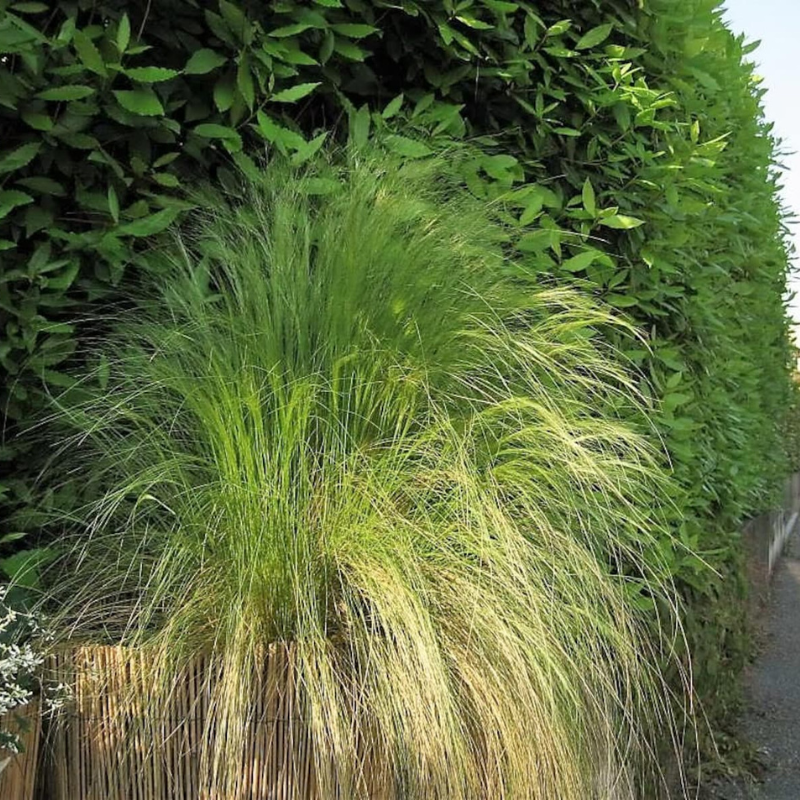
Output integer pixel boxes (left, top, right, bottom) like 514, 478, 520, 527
1, 0, 794, 769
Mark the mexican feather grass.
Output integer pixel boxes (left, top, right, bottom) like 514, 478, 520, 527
42, 147, 684, 798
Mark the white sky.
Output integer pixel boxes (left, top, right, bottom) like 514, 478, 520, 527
722, 0, 800, 331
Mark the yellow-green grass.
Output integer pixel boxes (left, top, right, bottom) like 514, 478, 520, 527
42, 147, 685, 798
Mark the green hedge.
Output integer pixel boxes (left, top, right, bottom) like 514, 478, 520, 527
1, 0, 794, 772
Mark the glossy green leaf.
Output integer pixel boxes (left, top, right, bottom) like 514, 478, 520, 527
291, 131, 328, 166
37, 85, 95, 101
575, 23, 613, 50
117, 207, 180, 237
113, 88, 165, 116
561, 249, 601, 272
117, 13, 131, 53
350, 105, 370, 147
236, 55, 255, 109
270, 82, 320, 103
382, 93, 404, 119
194, 123, 243, 151
108, 185, 119, 223
20, 108, 53, 131
125, 67, 180, 83
255, 112, 306, 151
384, 135, 432, 159
16, 176, 65, 195
269, 23, 312, 38
599, 214, 645, 230
185, 48, 227, 75
330, 23, 379, 38
0, 190, 34, 220
545, 19, 571, 37
0, 142, 40, 173
582, 179, 596, 216
73, 29, 107, 76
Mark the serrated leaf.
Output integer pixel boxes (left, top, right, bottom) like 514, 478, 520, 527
16, 176, 65, 196
153, 152, 180, 169
664, 392, 693, 407
545, 19, 571, 37
385, 135, 432, 159
219, 0, 251, 40
524, 14, 541, 48
153, 173, 180, 187
520, 192, 544, 226
194, 123, 243, 152
269, 23, 312, 38
213, 73, 236, 112
0, 190, 34, 220
291, 132, 328, 166
37, 85, 95, 101
613, 102, 631, 131
10, 2, 49, 12
582, 178, 596, 216
330, 23, 379, 38
124, 67, 180, 83
350, 104, 370, 147
231, 150, 261, 181
44, 261, 79, 290
237, 55, 255, 109
185, 48, 227, 75
118, 207, 179, 237
0, 142, 40, 173
21, 108, 52, 131
607, 293, 639, 308
517, 229, 553, 253
382, 93, 404, 119
333, 38, 367, 61
56, 132, 99, 149
456, 15, 493, 30
255, 112, 306, 152
270, 82, 320, 103
576, 23, 613, 50
561, 249, 601, 272
599, 214, 645, 230
319, 29, 335, 63
117, 13, 131, 53
73, 30, 107, 77
108, 185, 119, 223
113, 88, 164, 116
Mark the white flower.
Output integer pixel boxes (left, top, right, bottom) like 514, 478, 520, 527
0, 599, 54, 755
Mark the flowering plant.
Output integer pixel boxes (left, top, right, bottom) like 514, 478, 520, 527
0, 586, 67, 762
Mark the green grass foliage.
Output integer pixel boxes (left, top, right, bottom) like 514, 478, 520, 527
43, 150, 681, 798
1, 0, 794, 774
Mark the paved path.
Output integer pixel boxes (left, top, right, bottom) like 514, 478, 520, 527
707, 528, 800, 799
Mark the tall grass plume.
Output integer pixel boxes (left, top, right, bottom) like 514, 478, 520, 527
42, 147, 685, 798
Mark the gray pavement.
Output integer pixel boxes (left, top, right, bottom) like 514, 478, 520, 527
705, 529, 800, 799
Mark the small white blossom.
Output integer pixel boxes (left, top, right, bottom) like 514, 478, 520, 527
0, 596, 65, 756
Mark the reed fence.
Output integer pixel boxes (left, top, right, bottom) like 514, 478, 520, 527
38, 644, 328, 800
0, 700, 41, 800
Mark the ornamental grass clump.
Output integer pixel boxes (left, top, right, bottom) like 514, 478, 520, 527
43, 148, 683, 798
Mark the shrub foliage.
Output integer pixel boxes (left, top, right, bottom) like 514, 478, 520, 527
1, 0, 794, 769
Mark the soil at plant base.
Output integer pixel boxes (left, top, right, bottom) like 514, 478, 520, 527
703, 528, 800, 799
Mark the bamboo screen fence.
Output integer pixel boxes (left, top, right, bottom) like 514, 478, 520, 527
0, 700, 41, 800
0, 643, 392, 800
38, 644, 333, 800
